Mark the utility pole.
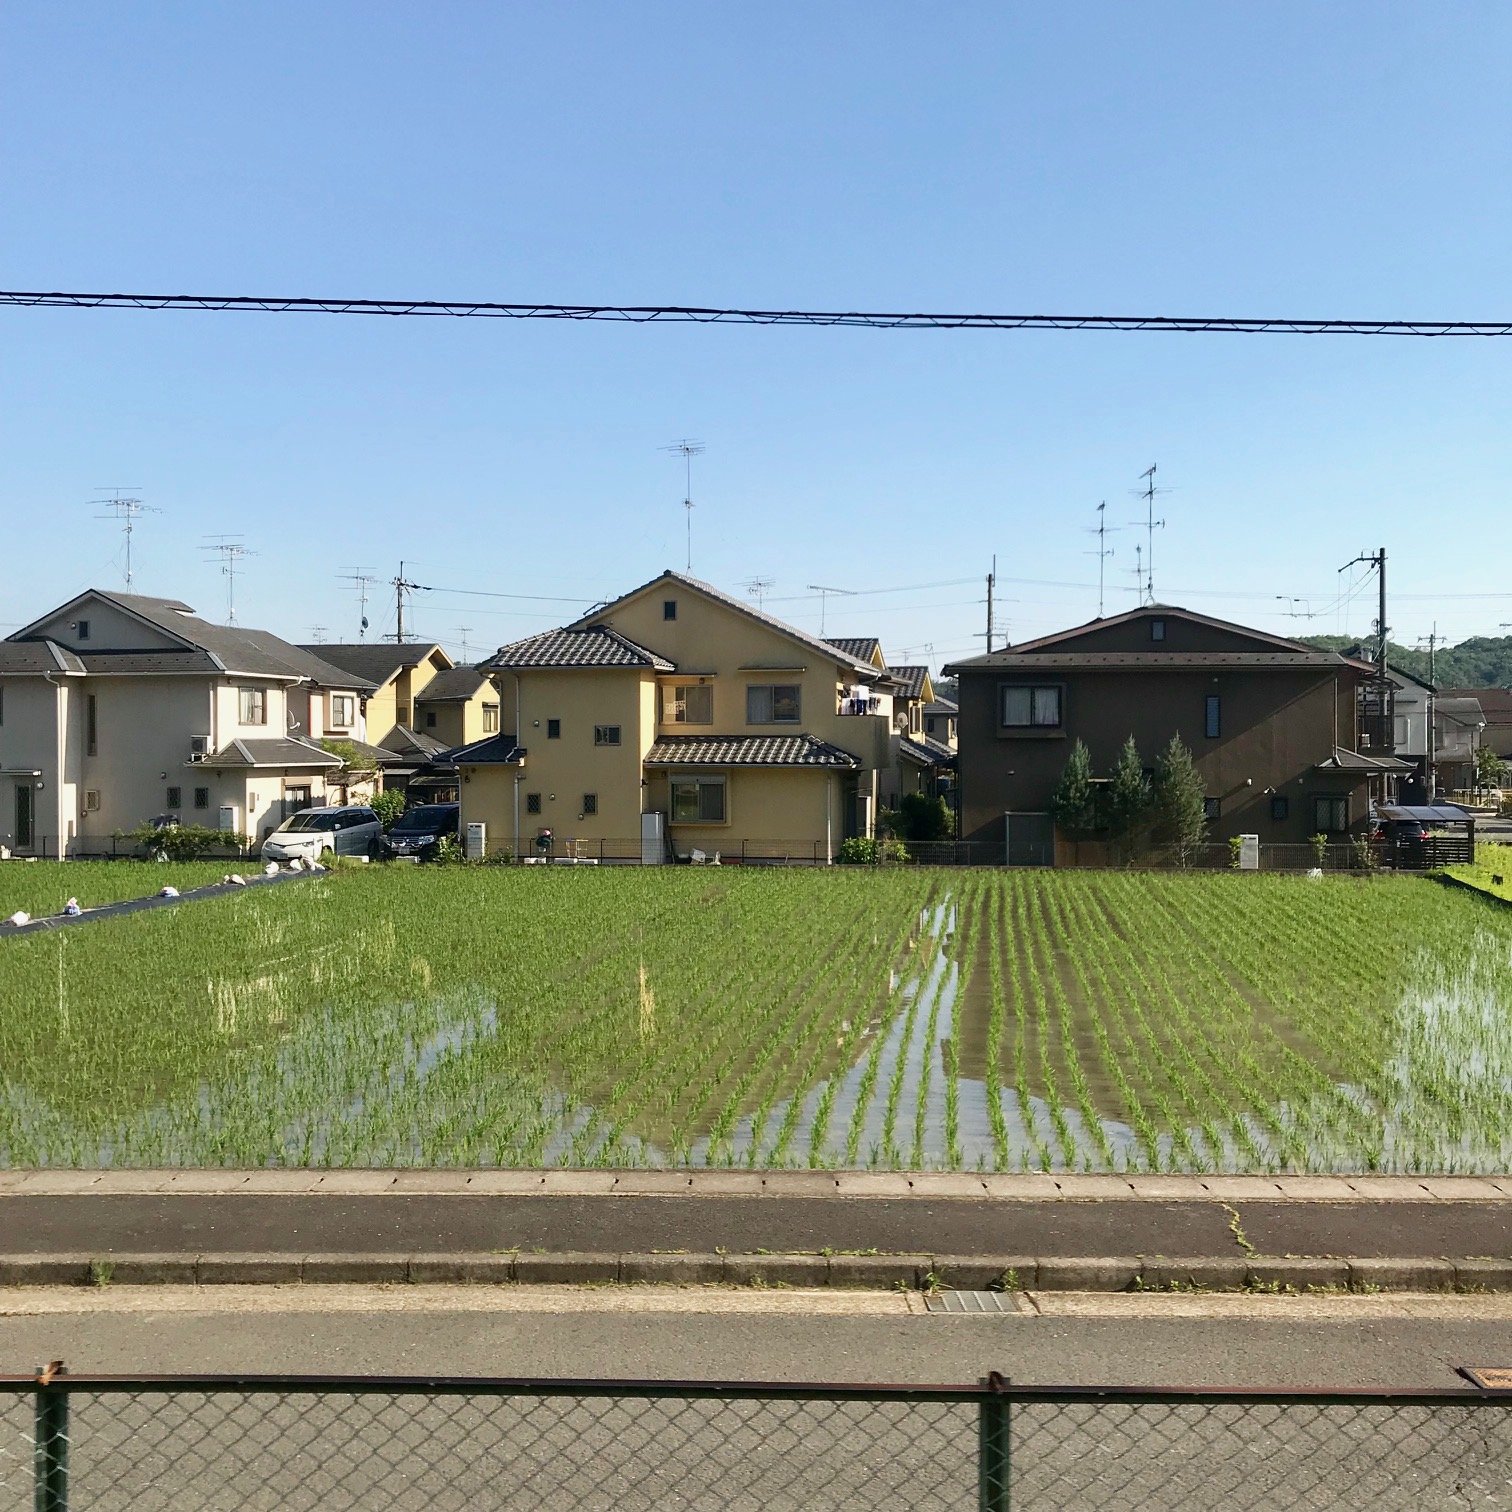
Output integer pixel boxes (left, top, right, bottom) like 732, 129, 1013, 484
388, 561, 431, 643
1418, 623, 1440, 803
808, 584, 854, 638
1085, 502, 1117, 617
985, 555, 996, 654
1340, 547, 1391, 752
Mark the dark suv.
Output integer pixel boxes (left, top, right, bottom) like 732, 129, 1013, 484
379, 802, 461, 860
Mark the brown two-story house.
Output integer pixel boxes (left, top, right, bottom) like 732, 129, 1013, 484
945, 604, 1408, 852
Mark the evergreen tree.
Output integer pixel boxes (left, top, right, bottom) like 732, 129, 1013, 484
1151, 732, 1209, 866
1048, 739, 1100, 837
1105, 735, 1153, 859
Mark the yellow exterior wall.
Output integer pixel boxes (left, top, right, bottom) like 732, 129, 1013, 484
414, 685, 499, 747
643, 766, 836, 856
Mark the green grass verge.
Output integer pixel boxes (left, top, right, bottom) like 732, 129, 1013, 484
0, 861, 241, 919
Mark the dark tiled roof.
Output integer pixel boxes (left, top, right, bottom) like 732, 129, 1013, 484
78, 650, 225, 675
484, 627, 674, 671
294, 642, 444, 687
898, 735, 957, 767
923, 696, 958, 715
415, 666, 491, 702
572, 572, 881, 677
447, 733, 525, 765
194, 737, 344, 769
644, 734, 861, 769
826, 637, 882, 663
382, 725, 453, 759
0, 641, 85, 674
323, 737, 408, 768
890, 664, 929, 700
1315, 747, 1417, 774
1002, 604, 1311, 656
1442, 687, 1512, 724
945, 652, 1346, 672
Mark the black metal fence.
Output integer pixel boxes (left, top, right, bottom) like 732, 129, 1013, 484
4, 1370, 1510, 1511
19, 834, 255, 861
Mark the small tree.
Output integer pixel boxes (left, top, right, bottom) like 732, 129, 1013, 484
368, 788, 408, 831
1474, 744, 1504, 793
1150, 733, 1208, 866
1048, 739, 1100, 838
1104, 736, 1153, 860
120, 822, 247, 862
897, 791, 953, 841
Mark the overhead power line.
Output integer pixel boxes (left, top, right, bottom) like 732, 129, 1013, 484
5, 289, 1512, 335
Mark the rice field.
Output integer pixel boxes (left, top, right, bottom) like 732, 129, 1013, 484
0, 860, 234, 919
0, 866, 1509, 1173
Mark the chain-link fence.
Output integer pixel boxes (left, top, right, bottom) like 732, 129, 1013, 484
2, 1369, 1509, 1511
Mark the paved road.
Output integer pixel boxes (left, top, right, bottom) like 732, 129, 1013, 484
1, 1291, 1509, 1510
7, 1192, 1512, 1259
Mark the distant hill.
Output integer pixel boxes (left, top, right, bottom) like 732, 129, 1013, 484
1299, 634, 1512, 690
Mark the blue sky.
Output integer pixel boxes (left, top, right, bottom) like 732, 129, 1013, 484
4, 3, 1511, 668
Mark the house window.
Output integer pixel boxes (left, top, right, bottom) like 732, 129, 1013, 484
330, 694, 355, 728
746, 685, 801, 724
166, 786, 182, 810
1150, 619, 1166, 642
663, 600, 677, 621
482, 703, 499, 734
526, 792, 542, 815
1270, 795, 1289, 822
1203, 797, 1220, 820
547, 718, 561, 739
670, 774, 726, 823
425, 711, 437, 728
239, 687, 267, 725
594, 724, 621, 746
664, 683, 713, 725
86, 693, 98, 755
1205, 695, 1221, 739
397, 701, 411, 728
76, 620, 90, 641
925, 716, 934, 735
83, 790, 100, 813
1000, 685, 1061, 729
1314, 795, 1350, 833
194, 787, 210, 810
582, 793, 598, 816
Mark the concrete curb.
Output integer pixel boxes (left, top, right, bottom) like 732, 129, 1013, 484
3, 1169, 1510, 1199
4, 1251, 1509, 1293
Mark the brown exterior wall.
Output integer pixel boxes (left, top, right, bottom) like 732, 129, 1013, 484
955, 664, 1368, 846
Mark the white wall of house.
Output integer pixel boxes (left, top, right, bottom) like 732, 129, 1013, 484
0, 677, 66, 853
27, 601, 183, 653
1389, 676, 1430, 759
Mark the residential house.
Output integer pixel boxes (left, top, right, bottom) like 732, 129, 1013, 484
1433, 695, 1487, 793
945, 604, 1409, 858
459, 571, 899, 860
413, 666, 500, 748
0, 590, 375, 854
1442, 686, 1512, 765
923, 694, 959, 748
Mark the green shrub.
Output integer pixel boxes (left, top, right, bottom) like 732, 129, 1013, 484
1309, 832, 1329, 867
836, 837, 880, 864
1048, 740, 1100, 838
119, 823, 247, 862
368, 789, 408, 832
896, 792, 953, 842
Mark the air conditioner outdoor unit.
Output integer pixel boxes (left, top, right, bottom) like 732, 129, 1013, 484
189, 736, 210, 760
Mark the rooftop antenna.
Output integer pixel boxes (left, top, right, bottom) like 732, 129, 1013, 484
456, 626, 473, 662
387, 560, 432, 643
1275, 596, 1317, 619
308, 625, 328, 644
92, 490, 156, 589
1128, 543, 1145, 603
1128, 465, 1167, 605
807, 583, 855, 637
741, 577, 774, 612
1084, 501, 1119, 617
340, 570, 378, 641
202, 536, 256, 624
661, 439, 704, 572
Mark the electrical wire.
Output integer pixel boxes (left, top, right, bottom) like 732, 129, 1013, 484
6, 289, 1512, 335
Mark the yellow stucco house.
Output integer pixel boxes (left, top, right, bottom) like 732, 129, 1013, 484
457, 571, 905, 861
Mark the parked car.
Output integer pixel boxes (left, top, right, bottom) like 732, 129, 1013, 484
261, 806, 383, 864
379, 802, 460, 860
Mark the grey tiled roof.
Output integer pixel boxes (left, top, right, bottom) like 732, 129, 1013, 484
826, 637, 882, 663
898, 735, 957, 767
1003, 604, 1312, 656
484, 627, 674, 671
381, 726, 453, 759
945, 651, 1346, 672
644, 734, 861, 769
295, 642, 445, 687
447, 733, 525, 765
0, 640, 85, 674
193, 737, 344, 769
923, 696, 958, 715
890, 664, 929, 700
572, 572, 881, 677
415, 666, 491, 702
78, 650, 225, 675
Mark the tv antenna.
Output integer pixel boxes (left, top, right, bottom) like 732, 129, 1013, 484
1275, 596, 1317, 619
741, 577, 774, 612
387, 560, 432, 643
1128, 544, 1145, 602
661, 439, 704, 572
202, 536, 257, 624
456, 626, 473, 662
807, 583, 855, 637
308, 625, 329, 644
1084, 501, 1119, 617
1128, 465, 1168, 604
92, 490, 156, 589
340, 570, 378, 641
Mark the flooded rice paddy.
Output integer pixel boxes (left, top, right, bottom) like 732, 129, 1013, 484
1, 865, 1510, 1172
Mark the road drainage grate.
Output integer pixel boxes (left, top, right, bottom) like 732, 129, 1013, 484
924, 1289, 1021, 1314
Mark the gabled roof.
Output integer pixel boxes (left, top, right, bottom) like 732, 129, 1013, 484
944, 651, 1346, 671
979, 603, 1311, 659
7, 590, 375, 687
644, 734, 861, 770
826, 637, 885, 666
923, 696, 958, 715
0, 641, 86, 675
413, 665, 491, 702
890, 665, 931, 701
447, 732, 526, 765
192, 737, 344, 770
295, 642, 448, 688
483, 626, 675, 671
898, 735, 957, 767
571, 571, 882, 678
381, 725, 453, 759
1441, 687, 1512, 723
1315, 747, 1417, 774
